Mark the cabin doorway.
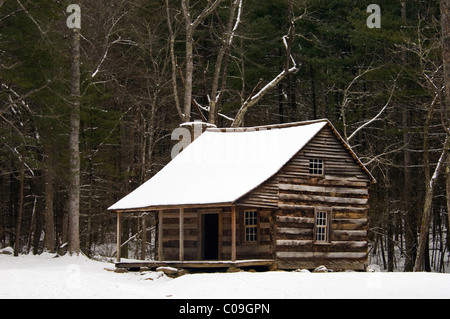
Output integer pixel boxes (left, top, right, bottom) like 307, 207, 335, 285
202, 214, 219, 260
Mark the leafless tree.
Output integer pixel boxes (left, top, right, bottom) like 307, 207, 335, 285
67, 24, 81, 256
440, 0, 450, 242
180, 0, 225, 123
405, 12, 450, 271
231, 0, 301, 127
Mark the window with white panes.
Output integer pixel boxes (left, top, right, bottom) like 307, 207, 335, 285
314, 210, 330, 243
244, 210, 258, 242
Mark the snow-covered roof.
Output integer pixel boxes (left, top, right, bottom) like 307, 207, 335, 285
108, 119, 370, 211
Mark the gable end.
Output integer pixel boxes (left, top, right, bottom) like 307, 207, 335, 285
236, 123, 374, 208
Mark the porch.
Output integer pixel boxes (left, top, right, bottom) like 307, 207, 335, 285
115, 259, 275, 271
113, 205, 275, 269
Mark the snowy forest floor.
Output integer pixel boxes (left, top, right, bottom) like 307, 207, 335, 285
1, 249, 450, 299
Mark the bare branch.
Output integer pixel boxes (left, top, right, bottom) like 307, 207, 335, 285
208, 0, 242, 124
165, 0, 184, 121
192, 0, 225, 29
231, 66, 298, 127
347, 79, 397, 142
16, 0, 50, 44
229, 0, 303, 127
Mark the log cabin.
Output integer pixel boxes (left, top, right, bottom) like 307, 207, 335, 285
108, 119, 375, 271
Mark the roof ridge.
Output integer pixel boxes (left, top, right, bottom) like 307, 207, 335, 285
206, 118, 330, 132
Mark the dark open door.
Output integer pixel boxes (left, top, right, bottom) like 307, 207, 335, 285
203, 214, 219, 260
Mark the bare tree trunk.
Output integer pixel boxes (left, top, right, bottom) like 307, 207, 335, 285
442, 0, 450, 114
403, 103, 417, 270
310, 64, 317, 119
208, 0, 242, 125
183, 23, 194, 123
165, 0, 184, 121
401, 0, 416, 272
58, 209, 69, 255
447, 169, 450, 249
29, 193, 43, 255
146, 97, 157, 181
0, 175, 5, 247
414, 125, 448, 271
13, 168, 24, 256
415, 185, 433, 272
416, 95, 436, 274
67, 27, 81, 256
232, 0, 299, 127
44, 157, 55, 252
440, 0, 450, 245
387, 212, 395, 271
180, 0, 224, 123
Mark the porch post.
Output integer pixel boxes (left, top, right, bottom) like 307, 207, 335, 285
179, 208, 184, 261
141, 213, 147, 260
158, 210, 163, 261
116, 211, 121, 262
231, 206, 236, 262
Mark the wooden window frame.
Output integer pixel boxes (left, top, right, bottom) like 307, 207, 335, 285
243, 209, 259, 244
308, 158, 324, 176
314, 207, 332, 244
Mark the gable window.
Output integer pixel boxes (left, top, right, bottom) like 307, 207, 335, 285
309, 158, 324, 175
314, 209, 331, 243
244, 210, 258, 242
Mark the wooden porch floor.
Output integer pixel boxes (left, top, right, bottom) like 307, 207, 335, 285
115, 259, 275, 271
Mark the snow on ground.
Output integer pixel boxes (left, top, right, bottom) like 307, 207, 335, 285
1, 251, 450, 299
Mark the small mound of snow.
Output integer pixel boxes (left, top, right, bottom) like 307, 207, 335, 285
367, 264, 381, 272
313, 265, 328, 273
294, 269, 310, 273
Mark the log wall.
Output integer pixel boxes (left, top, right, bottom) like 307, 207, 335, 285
157, 124, 372, 270
222, 208, 273, 260
238, 125, 372, 270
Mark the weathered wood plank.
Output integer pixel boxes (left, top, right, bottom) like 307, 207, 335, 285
276, 251, 367, 259
276, 239, 312, 246
277, 227, 313, 235
279, 193, 368, 205
231, 206, 236, 262
278, 183, 368, 195
179, 208, 184, 261
278, 177, 369, 188
276, 239, 367, 249
278, 203, 317, 211
331, 230, 368, 241
116, 212, 121, 262
276, 216, 315, 224
332, 218, 368, 230
158, 210, 163, 261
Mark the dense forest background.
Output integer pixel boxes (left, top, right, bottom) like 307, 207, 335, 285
1, 0, 449, 272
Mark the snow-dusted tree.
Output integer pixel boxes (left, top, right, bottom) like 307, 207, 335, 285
411, 7, 449, 271
67, 9, 81, 256
180, 0, 225, 123
440, 0, 450, 244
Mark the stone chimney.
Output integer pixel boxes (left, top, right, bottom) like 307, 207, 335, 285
180, 120, 217, 142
